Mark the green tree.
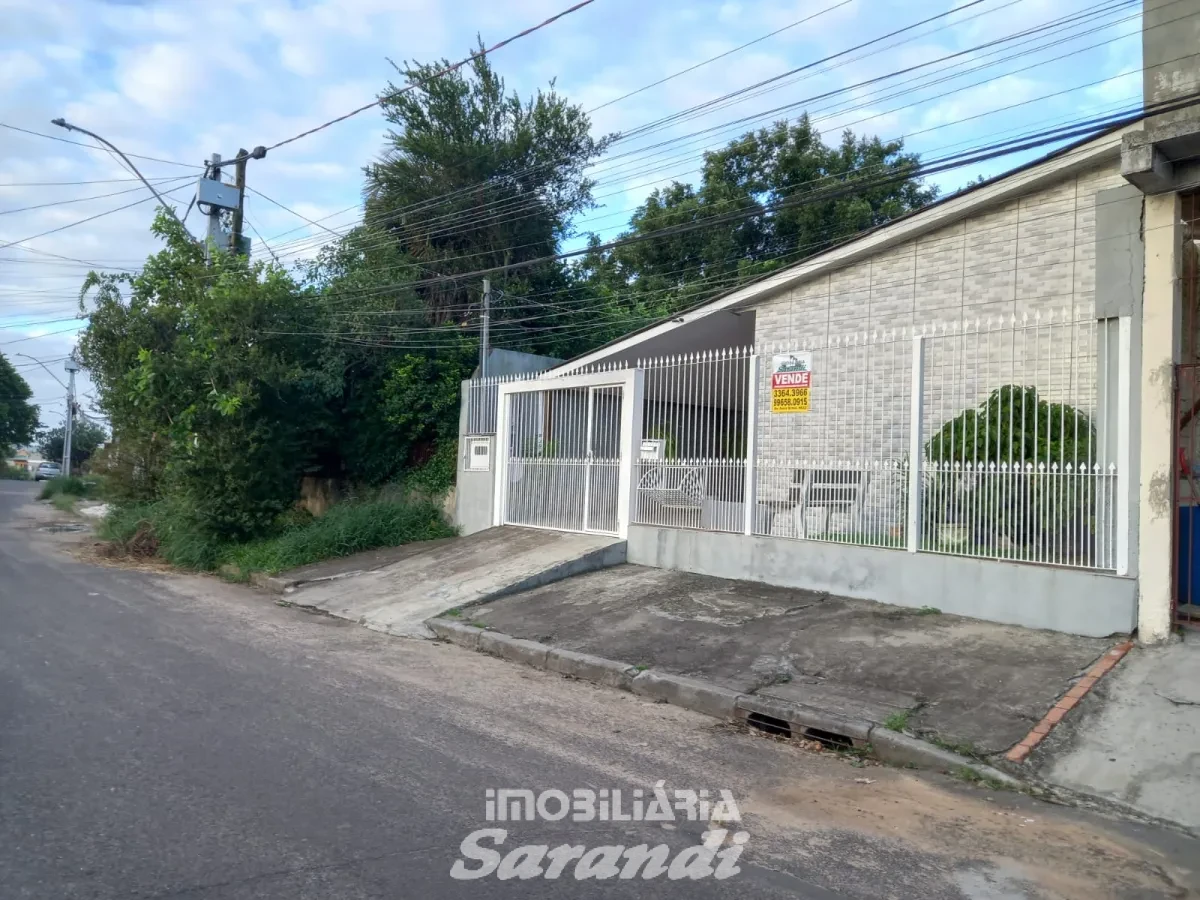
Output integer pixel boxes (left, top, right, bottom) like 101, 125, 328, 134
0, 353, 38, 457
79, 213, 340, 539
36, 420, 108, 469
582, 116, 937, 317
362, 48, 613, 351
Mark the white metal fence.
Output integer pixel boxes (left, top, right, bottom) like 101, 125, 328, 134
918, 314, 1117, 569
634, 349, 751, 534
501, 383, 624, 535
754, 329, 912, 548
464, 310, 1122, 572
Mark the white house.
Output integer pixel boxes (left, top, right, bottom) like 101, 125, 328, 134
456, 0, 1200, 643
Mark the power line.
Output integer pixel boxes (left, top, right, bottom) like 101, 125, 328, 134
586, 0, 856, 113
220, 0, 603, 167
242, 217, 281, 264
260, 0, 1139, 263
0, 176, 193, 216
0, 122, 201, 169
0, 184, 193, 253
245, 186, 341, 238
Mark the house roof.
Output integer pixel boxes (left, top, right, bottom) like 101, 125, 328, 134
548, 120, 1138, 375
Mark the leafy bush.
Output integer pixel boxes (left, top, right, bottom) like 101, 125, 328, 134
404, 441, 458, 497
99, 495, 456, 576
38, 476, 89, 500
0, 462, 29, 480
227, 497, 456, 575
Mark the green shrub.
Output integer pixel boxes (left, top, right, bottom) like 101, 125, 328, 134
0, 463, 29, 480
404, 441, 457, 497
38, 476, 88, 500
227, 497, 456, 575
98, 495, 456, 576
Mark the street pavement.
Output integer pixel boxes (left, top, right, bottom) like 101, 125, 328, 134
1, 479, 1197, 900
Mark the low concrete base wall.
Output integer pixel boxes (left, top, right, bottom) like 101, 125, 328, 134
454, 437, 496, 536
627, 525, 1136, 638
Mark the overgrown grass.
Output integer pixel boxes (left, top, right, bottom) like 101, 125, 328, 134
50, 493, 78, 513
99, 495, 457, 577
0, 462, 29, 480
226, 497, 456, 576
38, 475, 110, 501
883, 710, 911, 732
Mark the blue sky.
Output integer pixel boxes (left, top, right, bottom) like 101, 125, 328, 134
0, 0, 1144, 428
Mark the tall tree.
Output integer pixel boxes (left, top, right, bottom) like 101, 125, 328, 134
0, 353, 38, 457
362, 48, 613, 352
80, 213, 339, 539
36, 420, 107, 469
582, 116, 937, 317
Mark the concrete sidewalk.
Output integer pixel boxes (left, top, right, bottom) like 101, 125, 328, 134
276, 527, 625, 638
465, 565, 1116, 758
1039, 636, 1200, 833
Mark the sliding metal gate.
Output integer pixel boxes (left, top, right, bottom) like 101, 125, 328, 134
502, 384, 624, 535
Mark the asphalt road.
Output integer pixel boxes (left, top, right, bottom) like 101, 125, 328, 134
0, 480, 1196, 900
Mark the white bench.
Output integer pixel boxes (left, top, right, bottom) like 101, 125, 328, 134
638, 464, 707, 523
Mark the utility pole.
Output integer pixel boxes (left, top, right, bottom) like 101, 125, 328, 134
203, 153, 225, 262
230, 148, 249, 256
481, 279, 491, 378
63, 357, 80, 477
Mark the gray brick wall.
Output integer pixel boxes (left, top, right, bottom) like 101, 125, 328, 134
751, 162, 1120, 474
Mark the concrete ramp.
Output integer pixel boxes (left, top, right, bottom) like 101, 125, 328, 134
289, 527, 625, 638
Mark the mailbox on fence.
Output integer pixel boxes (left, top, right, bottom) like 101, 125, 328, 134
466, 437, 492, 472
640, 439, 666, 461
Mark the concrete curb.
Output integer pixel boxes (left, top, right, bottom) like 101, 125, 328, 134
251, 569, 366, 595
427, 617, 1023, 786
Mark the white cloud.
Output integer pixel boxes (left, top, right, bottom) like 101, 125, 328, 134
0, 0, 1146, 426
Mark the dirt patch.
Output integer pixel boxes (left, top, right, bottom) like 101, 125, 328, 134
747, 773, 1191, 899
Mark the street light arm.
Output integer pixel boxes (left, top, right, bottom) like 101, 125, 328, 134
15, 353, 68, 390
50, 118, 198, 242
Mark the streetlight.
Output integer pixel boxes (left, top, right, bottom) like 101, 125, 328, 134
50, 118, 196, 240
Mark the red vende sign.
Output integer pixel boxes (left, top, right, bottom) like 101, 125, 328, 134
771, 371, 811, 388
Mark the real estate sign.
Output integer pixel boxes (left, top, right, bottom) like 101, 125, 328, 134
771, 352, 812, 413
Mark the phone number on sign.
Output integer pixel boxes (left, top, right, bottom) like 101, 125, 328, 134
771, 386, 810, 413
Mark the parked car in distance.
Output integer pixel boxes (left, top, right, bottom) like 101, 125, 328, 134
34, 462, 62, 481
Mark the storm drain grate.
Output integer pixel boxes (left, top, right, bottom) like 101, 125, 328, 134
746, 712, 792, 738
799, 726, 854, 750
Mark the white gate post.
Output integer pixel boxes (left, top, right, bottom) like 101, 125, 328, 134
907, 336, 925, 553
744, 353, 761, 536
618, 369, 645, 539
1116, 316, 1132, 575
492, 384, 510, 528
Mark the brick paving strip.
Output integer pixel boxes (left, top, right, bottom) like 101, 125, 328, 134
1005, 640, 1136, 763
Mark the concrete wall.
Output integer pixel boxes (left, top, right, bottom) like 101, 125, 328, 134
627, 525, 1137, 638
1142, 0, 1200, 125
454, 434, 496, 536
454, 392, 497, 536
750, 162, 1126, 466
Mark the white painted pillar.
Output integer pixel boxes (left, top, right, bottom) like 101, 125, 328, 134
618, 369, 645, 539
907, 335, 926, 553
1137, 192, 1182, 644
1116, 316, 1132, 575
743, 354, 761, 536
492, 385, 511, 528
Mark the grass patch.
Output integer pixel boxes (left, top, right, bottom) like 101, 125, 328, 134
50, 493, 78, 513
883, 710, 911, 732
39, 475, 111, 502
915, 605, 942, 616
951, 765, 1010, 791
633, 663, 651, 672
444, 608, 464, 618
98, 495, 457, 577
225, 498, 455, 576
929, 735, 985, 760
0, 462, 29, 480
